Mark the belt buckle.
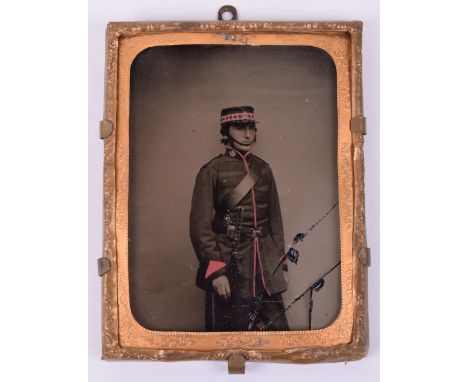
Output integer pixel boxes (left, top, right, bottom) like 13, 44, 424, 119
251, 227, 263, 238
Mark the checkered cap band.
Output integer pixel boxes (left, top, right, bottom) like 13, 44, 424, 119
220, 111, 255, 124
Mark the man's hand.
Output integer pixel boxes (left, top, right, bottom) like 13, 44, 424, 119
212, 275, 231, 300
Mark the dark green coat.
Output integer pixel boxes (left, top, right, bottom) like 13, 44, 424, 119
189, 148, 288, 299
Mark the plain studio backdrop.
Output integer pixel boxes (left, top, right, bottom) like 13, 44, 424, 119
128, 44, 341, 331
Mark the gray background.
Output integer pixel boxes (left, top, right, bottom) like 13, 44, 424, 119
89, 0, 379, 380
128, 44, 340, 331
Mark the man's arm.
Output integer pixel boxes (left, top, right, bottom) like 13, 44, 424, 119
189, 166, 228, 284
267, 166, 288, 272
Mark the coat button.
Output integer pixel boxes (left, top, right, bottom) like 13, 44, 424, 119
229, 150, 236, 157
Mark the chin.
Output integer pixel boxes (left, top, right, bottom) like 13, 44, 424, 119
233, 142, 255, 151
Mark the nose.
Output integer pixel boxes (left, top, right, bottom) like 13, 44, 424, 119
244, 128, 252, 138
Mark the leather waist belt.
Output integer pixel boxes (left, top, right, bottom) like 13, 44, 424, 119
240, 225, 267, 238
221, 224, 268, 239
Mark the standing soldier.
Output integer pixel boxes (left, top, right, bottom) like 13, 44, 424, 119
190, 106, 289, 331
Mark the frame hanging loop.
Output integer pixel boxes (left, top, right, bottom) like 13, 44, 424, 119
218, 5, 238, 21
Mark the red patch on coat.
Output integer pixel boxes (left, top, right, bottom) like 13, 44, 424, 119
205, 260, 226, 278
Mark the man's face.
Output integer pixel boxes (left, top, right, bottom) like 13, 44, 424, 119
228, 124, 257, 151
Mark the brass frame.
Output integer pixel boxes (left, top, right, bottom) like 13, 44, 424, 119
100, 21, 368, 363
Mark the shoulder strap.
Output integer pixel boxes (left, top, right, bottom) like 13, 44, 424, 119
224, 166, 259, 209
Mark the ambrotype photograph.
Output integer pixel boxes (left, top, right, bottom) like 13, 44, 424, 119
101, 21, 367, 362
127, 44, 341, 332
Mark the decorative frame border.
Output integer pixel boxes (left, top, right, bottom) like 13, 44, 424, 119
100, 21, 368, 363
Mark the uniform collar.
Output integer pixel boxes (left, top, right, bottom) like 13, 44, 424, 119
224, 146, 251, 160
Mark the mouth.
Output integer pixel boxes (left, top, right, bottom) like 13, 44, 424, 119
231, 138, 254, 147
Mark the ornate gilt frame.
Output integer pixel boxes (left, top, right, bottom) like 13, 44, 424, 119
100, 20, 368, 364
